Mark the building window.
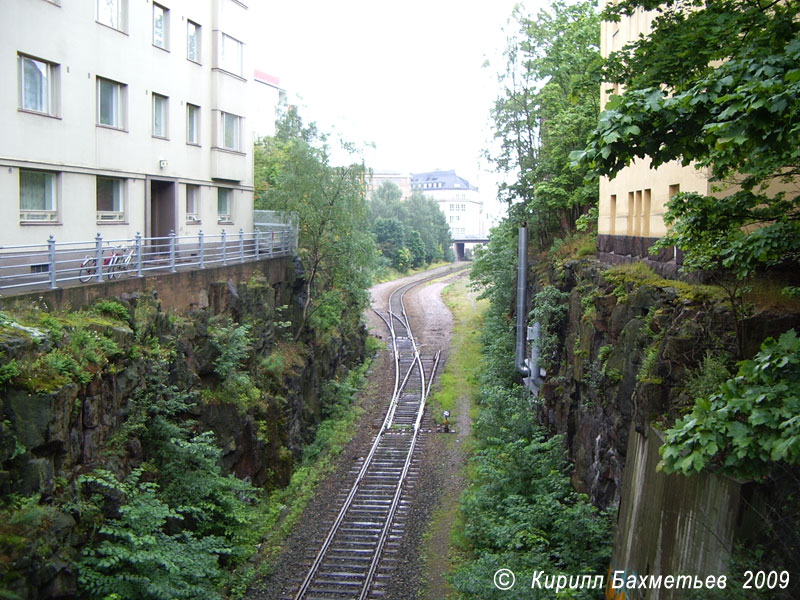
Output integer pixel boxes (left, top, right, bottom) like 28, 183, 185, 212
96, 0, 126, 32
186, 184, 200, 222
96, 177, 125, 222
643, 188, 652, 237
220, 33, 243, 76
669, 183, 680, 199
627, 191, 634, 236
220, 111, 241, 151
187, 103, 200, 144
153, 3, 169, 50
18, 54, 58, 116
19, 170, 58, 223
97, 77, 125, 129
187, 20, 201, 62
609, 194, 617, 235
152, 93, 168, 138
217, 188, 232, 222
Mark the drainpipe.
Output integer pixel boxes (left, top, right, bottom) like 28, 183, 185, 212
516, 224, 545, 393
516, 225, 530, 378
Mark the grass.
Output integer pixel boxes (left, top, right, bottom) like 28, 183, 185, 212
430, 278, 487, 420
421, 276, 487, 600
604, 261, 724, 302
742, 275, 800, 312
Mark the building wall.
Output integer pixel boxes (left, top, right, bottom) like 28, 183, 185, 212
368, 171, 412, 199
251, 70, 286, 139
1, 0, 254, 249
598, 0, 712, 248
426, 189, 484, 239
410, 170, 485, 239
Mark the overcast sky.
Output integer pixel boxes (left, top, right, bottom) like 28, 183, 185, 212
251, 0, 543, 220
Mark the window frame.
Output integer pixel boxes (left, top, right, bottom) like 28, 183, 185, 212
219, 32, 243, 76
219, 111, 242, 152
19, 169, 59, 224
217, 188, 232, 223
96, 0, 127, 33
186, 184, 201, 223
96, 76, 126, 130
96, 176, 126, 223
18, 54, 59, 117
186, 103, 200, 145
187, 20, 201, 63
152, 2, 169, 50
152, 93, 169, 139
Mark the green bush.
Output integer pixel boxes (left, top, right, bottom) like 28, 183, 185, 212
661, 329, 800, 477
209, 320, 252, 380
78, 469, 227, 600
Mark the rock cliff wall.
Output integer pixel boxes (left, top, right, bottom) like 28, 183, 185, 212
0, 260, 366, 598
533, 258, 799, 510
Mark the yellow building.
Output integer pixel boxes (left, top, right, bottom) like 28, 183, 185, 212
597, 3, 712, 276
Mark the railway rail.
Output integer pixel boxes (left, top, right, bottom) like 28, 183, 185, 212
286, 268, 465, 599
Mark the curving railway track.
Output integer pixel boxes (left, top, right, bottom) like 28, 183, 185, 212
285, 269, 464, 600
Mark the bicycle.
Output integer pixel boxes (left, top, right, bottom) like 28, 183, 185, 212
79, 246, 124, 283
112, 244, 137, 278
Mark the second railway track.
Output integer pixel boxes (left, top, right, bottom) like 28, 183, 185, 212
286, 267, 465, 600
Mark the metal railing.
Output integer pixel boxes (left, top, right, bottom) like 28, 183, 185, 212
0, 226, 296, 294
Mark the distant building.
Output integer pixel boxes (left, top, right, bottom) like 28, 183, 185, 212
1, 0, 255, 247
410, 169, 485, 240
251, 69, 286, 139
367, 171, 412, 199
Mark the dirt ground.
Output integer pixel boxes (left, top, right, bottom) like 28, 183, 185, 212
248, 264, 471, 600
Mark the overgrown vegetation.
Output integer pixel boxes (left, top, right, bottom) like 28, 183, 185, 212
254, 107, 376, 340
489, 0, 601, 249
660, 329, 800, 478
452, 216, 611, 599
369, 182, 454, 273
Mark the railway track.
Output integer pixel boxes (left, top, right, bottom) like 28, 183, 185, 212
285, 269, 464, 600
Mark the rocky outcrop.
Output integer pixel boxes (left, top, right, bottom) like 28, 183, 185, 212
533, 258, 800, 510
0, 267, 366, 599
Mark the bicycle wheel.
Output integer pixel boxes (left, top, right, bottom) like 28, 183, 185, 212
79, 258, 96, 283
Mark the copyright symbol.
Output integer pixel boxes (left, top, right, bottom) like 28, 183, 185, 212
494, 568, 516, 590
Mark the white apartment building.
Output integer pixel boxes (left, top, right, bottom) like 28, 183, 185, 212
1, 0, 254, 248
410, 169, 485, 239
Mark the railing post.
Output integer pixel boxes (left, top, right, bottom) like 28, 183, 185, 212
270, 230, 274, 257
48, 235, 57, 289
135, 232, 143, 277
222, 230, 227, 265
239, 228, 245, 262
169, 229, 176, 272
255, 229, 260, 258
199, 230, 205, 269
94, 233, 104, 282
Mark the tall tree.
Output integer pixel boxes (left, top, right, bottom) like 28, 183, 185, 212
367, 188, 454, 268
490, 0, 601, 248
576, 0, 800, 280
254, 108, 376, 338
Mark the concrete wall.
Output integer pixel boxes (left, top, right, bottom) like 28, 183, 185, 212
0, 255, 294, 315
606, 424, 741, 600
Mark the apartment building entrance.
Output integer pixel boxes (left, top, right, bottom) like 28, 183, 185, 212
148, 178, 177, 258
